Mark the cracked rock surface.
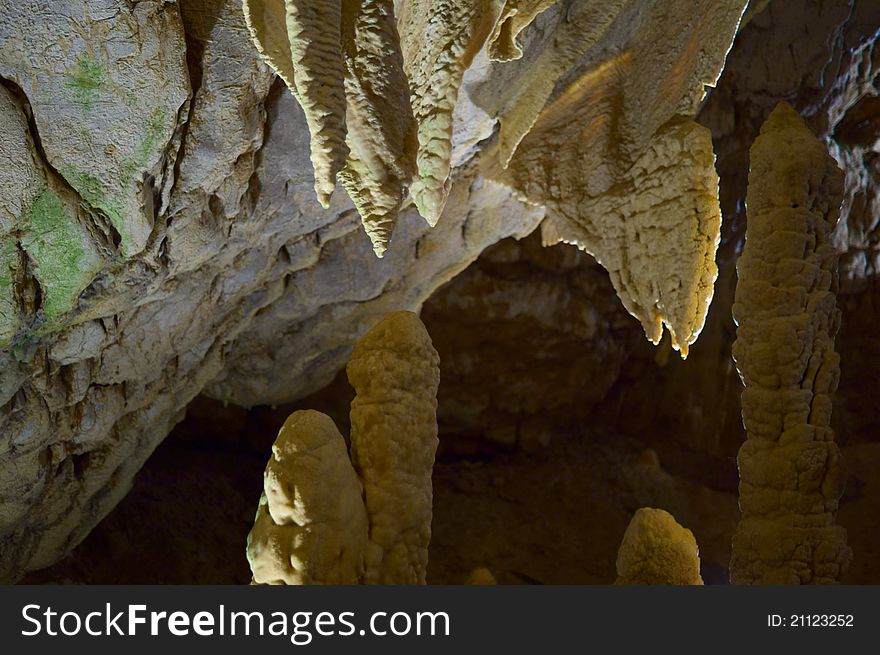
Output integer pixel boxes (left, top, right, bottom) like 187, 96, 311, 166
2, 0, 746, 581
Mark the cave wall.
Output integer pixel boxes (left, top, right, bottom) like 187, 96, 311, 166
0, 0, 752, 582
4, 0, 878, 584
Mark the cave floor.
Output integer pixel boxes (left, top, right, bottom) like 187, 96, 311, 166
25, 396, 880, 585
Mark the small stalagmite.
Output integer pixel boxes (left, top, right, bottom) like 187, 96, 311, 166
615, 508, 704, 585
246, 410, 369, 584
730, 102, 851, 584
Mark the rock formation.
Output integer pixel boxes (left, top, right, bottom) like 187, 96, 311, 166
247, 310, 439, 584
615, 507, 703, 585
0, 0, 749, 582
247, 410, 369, 584
730, 103, 851, 584
348, 310, 440, 584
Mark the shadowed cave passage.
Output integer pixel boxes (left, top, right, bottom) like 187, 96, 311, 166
24, 235, 880, 585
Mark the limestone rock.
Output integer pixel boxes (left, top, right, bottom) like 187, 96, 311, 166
487, 0, 560, 62
0, 87, 106, 340
615, 507, 703, 585
348, 311, 440, 584
730, 103, 851, 584
0, 0, 189, 258
0, 0, 750, 582
247, 410, 368, 584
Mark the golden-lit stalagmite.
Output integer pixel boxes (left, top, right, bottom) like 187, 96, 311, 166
397, 1, 504, 226
347, 311, 441, 584
247, 311, 439, 584
247, 410, 368, 584
466, 567, 498, 584
242, 0, 348, 207
615, 508, 704, 585
339, 0, 417, 256
730, 103, 851, 584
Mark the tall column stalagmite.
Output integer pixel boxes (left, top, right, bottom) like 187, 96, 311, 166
348, 311, 441, 584
730, 103, 851, 584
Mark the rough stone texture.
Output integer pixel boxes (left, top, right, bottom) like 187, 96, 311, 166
0, 0, 189, 258
486, 0, 746, 356
11, 0, 880, 587
730, 103, 851, 585
247, 409, 368, 585
422, 232, 642, 452
615, 507, 703, 585
487, 0, 559, 62
348, 310, 440, 584
0, 0, 746, 581
0, 87, 106, 339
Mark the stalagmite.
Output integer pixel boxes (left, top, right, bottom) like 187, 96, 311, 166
466, 567, 498, 584
243, 0, 349, 207
247, 311, 439, 584
347, 310, 440, 584
247, 410, 368, 584
615, 508, 704, 585
730, 102, 851, 584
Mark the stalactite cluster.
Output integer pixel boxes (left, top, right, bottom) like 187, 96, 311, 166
242, 0, 748, 357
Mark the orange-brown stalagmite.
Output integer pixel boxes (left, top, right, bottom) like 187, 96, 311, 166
730, 103, 851, 584
615, 508, 703, 585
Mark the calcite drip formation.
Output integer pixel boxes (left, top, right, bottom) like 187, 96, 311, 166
247, 311, 440, 584
615, 508, 703, 585
730, 103, 851, 584
242, 0, 749, 357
